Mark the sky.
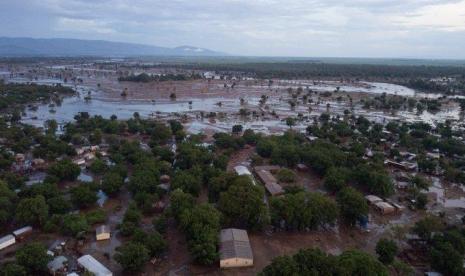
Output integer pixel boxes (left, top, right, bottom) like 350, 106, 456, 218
1, 0, 465, 58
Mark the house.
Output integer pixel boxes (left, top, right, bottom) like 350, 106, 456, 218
296, 163, 308, 172
32, 158, 45, 168
399, 151, 417, 161
387, 201, 405, 213
396, 181, 409, 190
373, 201, 396, 215
77, 255, 112, 276
84, 152, 95, 161
160, 174, 170, 183
0, 234, 16, 250
15, 153, 25, 163
384, 160, 417, 171
254, 168, 284, 196
154, 200, 166, 213
12, 226, 32, 241
219, 228, 253, 268
73, 159, 86, 166
96, 225, 110, 241
47, 255, 68, 275
158, 183, 170, 192
254, 165, 281, 173
365, 195, 383, 205
234, 165, 252, 176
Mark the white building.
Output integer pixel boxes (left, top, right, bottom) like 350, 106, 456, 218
234, 165, 252, 176
77, 255, 112, 276
0, 234, 16, 250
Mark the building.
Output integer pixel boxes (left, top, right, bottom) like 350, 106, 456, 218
365, 195, 383, 205
219, 228, 253, 268
384, 160, 417, 171
77, 255, 112, 276
0, 234, 16, 250
47, 255, 68, 275
255, 168, 284, 196
96, 225, 110, 241
296, 163, 308, 172
373, 201, 396, 215
234, 165, 252, 176
12, 226, 32, 241
73, 159, 86, 166
254, 166, 284, 196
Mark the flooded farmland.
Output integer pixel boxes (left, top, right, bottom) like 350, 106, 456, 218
10, 74, 463, 136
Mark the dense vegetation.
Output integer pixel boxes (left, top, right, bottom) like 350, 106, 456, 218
0, 81, 74, 111
259, 248, 388, 276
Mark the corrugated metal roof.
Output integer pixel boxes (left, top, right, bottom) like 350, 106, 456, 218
77, 255, 112, 276
96, 225, 110, 235
220, 229, 253, 260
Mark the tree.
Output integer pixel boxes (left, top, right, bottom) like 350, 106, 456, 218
16, 195, 49, 226
62, 214, 89, 236
285, 117, 296, 128
218, 176, 269, 230
336, 187, 368, 226
170, 189, 195, 220
270, 191, 338, 230
119, 205, 142, 236
430, 242, 464, 275
0, 180, 16, 226
179, 204, 221, 265
15, 243, 51, 274
323, 167, 349, 193
89, 128, 103, 144
293, 248, 338, 275
337, 250, 388, 276
101, 172, 124, 196
47, 159, 80, 181
171, 170, 202, 196
277, 168, 296, 183
133, 231, 167, 257
45, 119, 58, 135
232, 124, 243, 134
151, 123, 172, 144
114, 242, 150, 271
259, 256, 299, 276
0, 263, 27, 276
89, 159, 107, 175
412, 215, 444, 241
376, 239, 398, 264
70, 185, 98, 208
415, 193, 428, 210
47, 195, 72, 215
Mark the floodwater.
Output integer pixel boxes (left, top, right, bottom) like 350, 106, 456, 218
12, 77, 464, 135
429, 177, 465, 209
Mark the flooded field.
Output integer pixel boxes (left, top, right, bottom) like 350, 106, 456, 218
10, 73, 463, 136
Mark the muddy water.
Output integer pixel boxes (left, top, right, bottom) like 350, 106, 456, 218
13, 77, 464, 135
429, 177, 465, 208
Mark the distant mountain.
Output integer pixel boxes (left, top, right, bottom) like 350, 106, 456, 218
0, 37, 226, 57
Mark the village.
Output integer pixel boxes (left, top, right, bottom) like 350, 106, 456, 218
0, 58, 464, 276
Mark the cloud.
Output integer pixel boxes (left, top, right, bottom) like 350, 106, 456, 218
54, 17, 116, 34
390, 0, 465, 32
0, 0, 464, 58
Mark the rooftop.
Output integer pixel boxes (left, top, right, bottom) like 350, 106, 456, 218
220, 228, 253, 260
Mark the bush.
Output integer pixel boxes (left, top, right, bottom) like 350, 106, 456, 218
376, 239, 398, 264
85, 210, 106, 225
277, 168, 296, 183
